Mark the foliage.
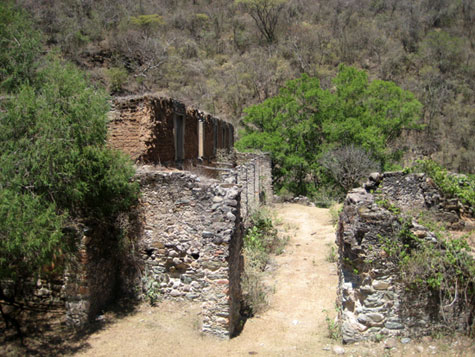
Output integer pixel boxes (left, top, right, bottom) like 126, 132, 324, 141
0, 4, 138, 302
142, 272, 161, 306
15, 0, 475, 173
130, 14, 164, 35
399, 229, 474, 333
236, 65, 422, 196
105, 66, 129, 93
323, 308, 342, 340
329, 202, 342, 228
376, 214, 474, 335
325, 243, 338, 263
0, 2, 42, 92
411, 159, 475, 209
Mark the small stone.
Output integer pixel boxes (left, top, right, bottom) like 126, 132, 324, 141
212, 196, 223, 203
226, 212, 236, 221
415, 346, 424, 353
385, 321, 404, 329
332, 345, 345, 355
369, 172, 381, 182
372, 280, 390, 290
367, 313, 384, 323
401, 337, 411, 344
170, 290, 181, 297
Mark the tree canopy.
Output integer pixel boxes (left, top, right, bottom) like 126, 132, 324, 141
235, 65, 422, 196
0, 2, 138, 286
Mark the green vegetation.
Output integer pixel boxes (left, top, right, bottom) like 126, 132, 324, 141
375, 213, 474, 335
241, 209, 286, 315
236, 65, 421, 197
323, 308, 341, 340
0, 2, 41, 91
411, 159, 475, 209
142, 273, 161, 306
0, 2, 138, 330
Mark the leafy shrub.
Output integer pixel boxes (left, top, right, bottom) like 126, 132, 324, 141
142, 273, 161, 306
0, 2, 42, 91
105, 66, 128, 93
412, 159, 474, 209
236, 65, 421, 197
380, 216, 475, 335
0, 5, 139, 326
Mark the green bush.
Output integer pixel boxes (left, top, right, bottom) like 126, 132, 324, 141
0, 3, 138, 297
0, 2, 42, 92
105, 66, 128, 93
380, 216, 475, 335
412, 159, 475, 209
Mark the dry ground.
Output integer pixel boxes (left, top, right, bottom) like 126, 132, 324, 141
2, 203, 473, 356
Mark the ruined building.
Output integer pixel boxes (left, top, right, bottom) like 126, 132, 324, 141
26, 95, 272, 339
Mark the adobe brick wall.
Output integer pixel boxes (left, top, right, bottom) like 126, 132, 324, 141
108, 94, 234, 166
184, 109, 199, 160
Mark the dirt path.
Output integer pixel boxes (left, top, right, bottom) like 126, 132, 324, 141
72, 203, 339, 357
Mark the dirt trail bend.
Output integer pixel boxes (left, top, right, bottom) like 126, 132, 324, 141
73, 203, 339, 357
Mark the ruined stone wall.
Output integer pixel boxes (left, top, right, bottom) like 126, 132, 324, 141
134, 167, 243, 338
236, 152, 273, 222
64, 224, 122, 327
337, 172, 473, 343
0, 223, 122, 329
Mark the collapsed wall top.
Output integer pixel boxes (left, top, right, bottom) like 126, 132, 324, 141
107, 94, 234, 167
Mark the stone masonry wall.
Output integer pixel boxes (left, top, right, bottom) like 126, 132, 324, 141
0, 223, 121, 329
236, 152, 273, 223
337, 171, 473, 343
135, 166, 243, 338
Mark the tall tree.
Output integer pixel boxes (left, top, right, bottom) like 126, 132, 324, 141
236, 65, 422, 196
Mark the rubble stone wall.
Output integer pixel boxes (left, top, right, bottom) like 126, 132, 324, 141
236, 152, 273, 222
134, 167, 243, 338
337, 171, 473, 343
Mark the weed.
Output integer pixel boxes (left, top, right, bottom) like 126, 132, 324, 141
329, 203, 343, 227
142, 273, 161, 306
326, 243, 338, 263
323, 309, 341, 340
241, 207, 287, 315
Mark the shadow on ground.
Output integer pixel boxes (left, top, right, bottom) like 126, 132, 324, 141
0, 298, 139, 356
